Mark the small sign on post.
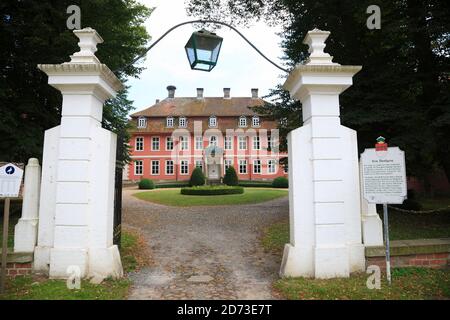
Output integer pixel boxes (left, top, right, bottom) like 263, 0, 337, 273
0, 163, 24, 293
361, 137, 407, 285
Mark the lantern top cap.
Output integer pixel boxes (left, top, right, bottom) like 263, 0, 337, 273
376, 136, 386, 143
303, 28, 339, 66
69, 27, 104, 64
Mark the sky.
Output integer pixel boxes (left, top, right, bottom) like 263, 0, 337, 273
127, 0, 286, 114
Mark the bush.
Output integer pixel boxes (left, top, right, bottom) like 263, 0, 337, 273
181, 185, 244, 196
138, 178, 155, 190
223, 166, 239, 186
395, 199, 423, 211
239, 181, 273, 188
155, 182, 189, 189
272, 177, 289, 188
189, 167, 206, 186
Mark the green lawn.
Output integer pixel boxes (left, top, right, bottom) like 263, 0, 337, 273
134, 187, 288, 207
0, 228, 149, 300
274, 267, 450, 300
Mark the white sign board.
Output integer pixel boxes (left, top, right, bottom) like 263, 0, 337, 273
361, 147, 407, 204
0, 163, 24, 198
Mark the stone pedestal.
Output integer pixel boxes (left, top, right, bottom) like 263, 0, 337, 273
280, 29, 365, 279
34, 28, 123, 279
360, 160, 384, 247
14, 158, 41, 253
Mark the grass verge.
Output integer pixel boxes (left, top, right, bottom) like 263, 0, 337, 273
0, 228, 150, 300
274, 267, 450, 300
134, 187, 288, 207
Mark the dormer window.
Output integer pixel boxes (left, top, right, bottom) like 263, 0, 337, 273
239, 116, 247, 127
179, 116, 187, 128
209, 116, 217, 127
137, 117, 147, 128
252, 116, 260, 127
166, 117, 174, 128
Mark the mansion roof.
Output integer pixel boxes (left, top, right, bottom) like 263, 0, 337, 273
130, 97, 266, 118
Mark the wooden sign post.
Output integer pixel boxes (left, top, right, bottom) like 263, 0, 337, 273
0, 163, 24, 293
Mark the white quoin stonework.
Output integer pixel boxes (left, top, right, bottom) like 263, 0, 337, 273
14, 158, 41, 253
280, 29, 365, 278
34, 28, 123, 279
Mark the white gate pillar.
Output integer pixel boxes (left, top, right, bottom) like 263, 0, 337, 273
280, 29, 365, 278
14, 158, 41, 253
35, 28, 123, 279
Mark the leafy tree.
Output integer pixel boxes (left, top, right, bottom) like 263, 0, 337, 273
0, 0, 152, 164
187, 0, 450, 189
223, 166, 239, 186
189, 167, 206, 186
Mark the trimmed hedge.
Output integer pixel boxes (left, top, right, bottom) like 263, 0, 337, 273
189, 167, 206, 186
272, 177, 289, 188
181, 186, 244, 196
239, 181, 273, 188
155, 182, 189, 189
139, 179, 155, 190
223, 166, 239, 186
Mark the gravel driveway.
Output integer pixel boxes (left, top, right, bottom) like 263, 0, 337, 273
122, 187, 289, 300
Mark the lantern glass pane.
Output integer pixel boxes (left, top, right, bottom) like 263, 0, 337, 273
186, 47, 196, 65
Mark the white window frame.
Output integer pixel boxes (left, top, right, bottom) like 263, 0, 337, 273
195, 160, 203, 170
165, 160, 174, 175
151, 136, 160, 151
180, 136, 189, 151
137, 117, 147, 128
238, 136, 247, 150
224, 159, 232, 174
267, 136, 272, 150
195, 136, 203, 150
224, 136, 233, 150
239, 116, 247, 128
253, 136, 260, 150
179, 117, 187, 128
166, 136, 174, 151
252, 116, 260, 127
135, 136, 144, 151
209, 135, 218, 146
151, 160, 160, 175
239, 159, 247, 174
267, 159, 277, 174
166, 117, 174, 128
134, 160, 143, 176
180, 160, 189, 175
209, 116, 217, 128
253, 159, 262, 174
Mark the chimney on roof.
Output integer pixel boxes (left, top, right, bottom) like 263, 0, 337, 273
155, 99, 160, 104
197, 88, 204, 99
251, 88, 259, 99
223, 88, 231, 99
167, 85, 176, 98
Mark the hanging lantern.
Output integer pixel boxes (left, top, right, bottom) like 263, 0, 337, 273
184, 29, 223, 72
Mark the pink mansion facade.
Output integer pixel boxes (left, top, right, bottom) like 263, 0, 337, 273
124, 86, 288, 183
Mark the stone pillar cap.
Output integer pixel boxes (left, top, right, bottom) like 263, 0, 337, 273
303, 28, 339, 66
68, 27, 104, 64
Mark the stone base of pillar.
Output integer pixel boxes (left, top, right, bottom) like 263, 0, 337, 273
279, 244, 314, 278
89, 245, 123, 279
34, 246, 51, 272
362, 215, 384, 247
49, 248, 88, 279
47, 246, 123, 280
14, 218, 38, 253
348, 243, 366, 272
315, 246, 350, 278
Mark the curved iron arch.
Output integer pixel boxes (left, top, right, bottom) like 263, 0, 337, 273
116, 19, 289, 74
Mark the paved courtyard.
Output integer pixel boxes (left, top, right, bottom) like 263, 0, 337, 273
122, 187, 289, 300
